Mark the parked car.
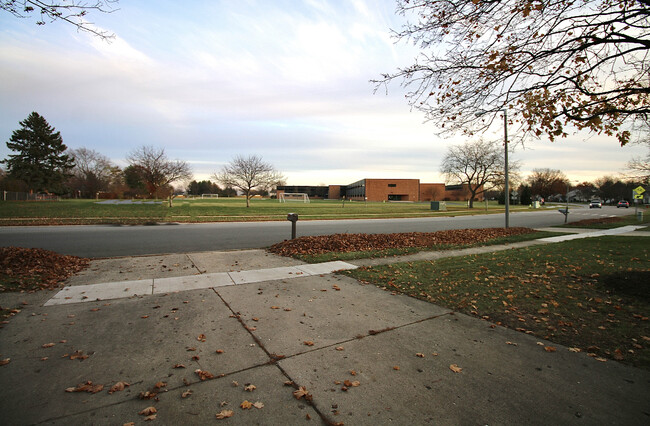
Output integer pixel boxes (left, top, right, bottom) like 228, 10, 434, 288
589, 199, 602, 208
617, 200, 630, 208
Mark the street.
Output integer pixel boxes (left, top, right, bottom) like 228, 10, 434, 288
0, 206, 632, 258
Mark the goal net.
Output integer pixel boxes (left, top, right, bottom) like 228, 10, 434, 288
201, 194, 219, 199
278, 193, 310, 203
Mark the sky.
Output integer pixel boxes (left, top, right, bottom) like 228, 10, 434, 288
0, 0, 646, 187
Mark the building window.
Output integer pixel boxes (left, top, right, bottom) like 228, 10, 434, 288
388, 184, 396, 187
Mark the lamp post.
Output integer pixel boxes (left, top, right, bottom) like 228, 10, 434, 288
476, 109, 509, 228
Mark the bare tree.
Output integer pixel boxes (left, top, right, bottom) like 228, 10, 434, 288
68, 147, 113, 197
127, 146, 192, 203
527, 168, 569, 200
214, 155, 284, 208
1, 0, 119, 40
441, 139, 513, 208
374, 0, 650, 146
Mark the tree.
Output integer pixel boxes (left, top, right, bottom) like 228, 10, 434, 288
214, 155, 284, 207
68, 147, 113, 198
126, 146, 193, 200
122, 164, 147, 197
627, 139, 650, 184
527, 168, 569, 199
2, 112, 74, 194
1, 0, 118, 40
595, 175, 629, 201
440, 139, 509, 208
374, 0, 650, 146
519, 184, 532, 205
187, 180, 221, 196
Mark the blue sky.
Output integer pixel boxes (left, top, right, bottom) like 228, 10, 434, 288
0, 0, 645, 187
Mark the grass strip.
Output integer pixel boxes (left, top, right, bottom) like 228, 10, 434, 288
341, 236, 650, 370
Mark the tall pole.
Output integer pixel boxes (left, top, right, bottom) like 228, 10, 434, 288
504, 110, 509, 229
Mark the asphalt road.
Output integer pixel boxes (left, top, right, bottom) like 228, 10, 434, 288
0, 205, 633, 258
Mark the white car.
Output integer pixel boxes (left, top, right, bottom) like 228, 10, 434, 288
589, 200, 602, 208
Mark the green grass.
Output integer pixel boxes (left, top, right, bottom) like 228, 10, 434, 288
294, 231, 564, 263
0, 198, 535, 225
342, 236, 650, 369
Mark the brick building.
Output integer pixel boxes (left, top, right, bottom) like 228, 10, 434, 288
278, 179, 482, 202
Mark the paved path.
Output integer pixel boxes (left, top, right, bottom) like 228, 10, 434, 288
0, 227, 648, 425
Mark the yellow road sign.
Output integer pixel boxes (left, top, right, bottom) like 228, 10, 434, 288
634, 193, 643, 199
634, 185, 646, 195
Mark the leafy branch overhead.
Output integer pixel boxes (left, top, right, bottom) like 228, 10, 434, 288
375, 0, 650, 145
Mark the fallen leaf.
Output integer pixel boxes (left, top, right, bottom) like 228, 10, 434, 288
173, 364, 186, 368
123, 422, 135, 426
216, 410, 234, 419
42, 343, 55, 348
141, 315, 149, 319
393, 366, 400, 370
595, 357, 608, 362
270, 306, 280, 310
293, 386, 310, 400
181, 389, 192, 398
303, 341, 315, 346
568, 347, 581, 353
253, 401, 264, 409
139, 407, 157, 416
108, 381, 130, 394
66, 381, 104, 394
197, 334, 206, 342
0, 358, 10, 366
332, 285, 341, 291
283, 308, 292, 311
244, 384, 256, 392
154, 381, 167, 389
449, 364, 462, 373
335, 346, 344, 351
144, 414, 157, 421
215, 349, 224, 354
195, 369, 214, 381
415, 353, 425, 358
544, 346, 557, 353
240, 400, 253, 409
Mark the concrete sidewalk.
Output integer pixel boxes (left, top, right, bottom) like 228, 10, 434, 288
1, 232, 649, 425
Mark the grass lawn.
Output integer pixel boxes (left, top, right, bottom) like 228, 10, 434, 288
342, 236, 650, 369
0, 198, 533, 225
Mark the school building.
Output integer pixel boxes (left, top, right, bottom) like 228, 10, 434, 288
277, 178, 482, 202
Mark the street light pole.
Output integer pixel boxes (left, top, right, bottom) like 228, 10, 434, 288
503, 110, 509, 229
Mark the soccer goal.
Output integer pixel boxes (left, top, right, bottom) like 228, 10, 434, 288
201, 194, 219, 199
278, 193, 310, 203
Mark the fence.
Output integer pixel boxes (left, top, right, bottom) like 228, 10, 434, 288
2, 191, 60, 201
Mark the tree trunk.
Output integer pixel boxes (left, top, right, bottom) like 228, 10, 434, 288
246, 190, 251, 208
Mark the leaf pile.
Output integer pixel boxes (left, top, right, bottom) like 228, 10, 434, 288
566, 217, 623, 227
0, 246, 89, 292
268, 227, 535, 256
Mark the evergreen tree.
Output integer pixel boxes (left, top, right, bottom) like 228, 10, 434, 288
2, 112, 74, 193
